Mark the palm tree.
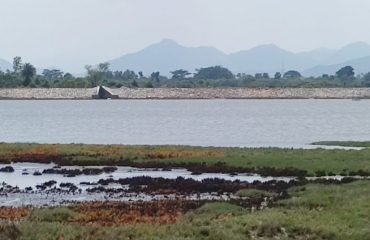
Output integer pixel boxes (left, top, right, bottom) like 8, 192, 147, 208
21, 63, 36, 86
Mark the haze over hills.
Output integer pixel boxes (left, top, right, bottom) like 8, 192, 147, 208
2, 39, 370, 77
109, 39, 226, 76
302, 42, 370, 76
226, 44, 316, 74
108, 39, 317, 76
0, 58, 11, 71
297, 48, 336, 64
324, 42, 370, 65
108, 39, 370, 77
304, 55, 370, 77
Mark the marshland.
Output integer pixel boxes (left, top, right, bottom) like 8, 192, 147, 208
0, 142, 370, 239
3, 1, 370, 238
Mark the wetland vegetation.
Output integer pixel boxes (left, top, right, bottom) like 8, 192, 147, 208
1, 142, 370, 239
1, 143, 370, 176
1, 181, 369, 239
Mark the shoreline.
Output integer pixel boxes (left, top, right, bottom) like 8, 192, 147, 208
1, 142, 370, 177
1, 87, 370, 99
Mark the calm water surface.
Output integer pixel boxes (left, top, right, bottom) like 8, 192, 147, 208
0, 99, 369, 147
0, 162, 292, 206
0, 163, 291, 189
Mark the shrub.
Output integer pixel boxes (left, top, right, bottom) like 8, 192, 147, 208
28, 208, 78, 222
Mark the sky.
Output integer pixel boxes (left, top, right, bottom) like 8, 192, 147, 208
1, 0, 370, 73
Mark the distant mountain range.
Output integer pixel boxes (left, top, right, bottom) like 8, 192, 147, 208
0, 58, 11, 71
108, 39, 370, 77
109, 39, 226, 76
3, 40, 370, 77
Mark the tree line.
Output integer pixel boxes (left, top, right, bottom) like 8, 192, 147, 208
0, 57, 369, 88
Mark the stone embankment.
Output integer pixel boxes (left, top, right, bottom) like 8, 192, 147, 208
1, 87, 370, 99
0, 88, 95, 99
111, 88, 370, 99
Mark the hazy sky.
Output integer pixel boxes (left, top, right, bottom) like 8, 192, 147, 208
1, 0, 370, 72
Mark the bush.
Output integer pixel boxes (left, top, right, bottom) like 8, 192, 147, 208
256, 220, 283, 237
29, 208, 78, 222
0, 224, 21, 240
236, 189, 277, 198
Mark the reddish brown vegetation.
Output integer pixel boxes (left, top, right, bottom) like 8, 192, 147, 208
0, 153, 63, 164
72, 200, 203, 225
144, 149, 224, 159
0, 201, 201, 225
0, 208, 29, 221
0, 144, 309, 176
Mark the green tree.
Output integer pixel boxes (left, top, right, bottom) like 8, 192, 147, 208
85, 65, 100, 87
85, 63, 110, 87
138, 71, 144, 79
121, 70, 138, 81
336, 66, 354, 79
131, 79, 139, 88
171, 69, 191, 79
254, 73, 263, 79
194, 66, 234, 80
151, 72, 160, 82
42, 69, 64, 79
262, 73, 270, 79
274, 72, 282, 79
336, 66, 355, 86
145, 81, 154, 88
363, 72, 370, 86
63, 73, 74, 79
13, 56, 23, 74
98, 62, 110, 73
283, 70, 302, 79
21, 63, 36, 86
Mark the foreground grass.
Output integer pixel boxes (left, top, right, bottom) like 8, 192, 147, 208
2, 143, 370, 175
2, 180, 370, 239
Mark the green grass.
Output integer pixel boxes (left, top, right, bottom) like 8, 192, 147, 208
235, 189, 277, 198
312, 141, 370, 148
28, 208, 78, 223
3, 181, 370, 239
2, 143, 370, 175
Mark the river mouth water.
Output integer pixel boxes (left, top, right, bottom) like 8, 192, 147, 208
0, 163, 294, 207
1, 99, 370, 148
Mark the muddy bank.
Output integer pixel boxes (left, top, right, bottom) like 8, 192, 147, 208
2, 87, 370, 99
0, 162, 304, 206
0, 163, 293, 191
0, 162, 295, 207
42, 166, 118, 177
0, 175, 291, 207
0, 167, 357, 207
